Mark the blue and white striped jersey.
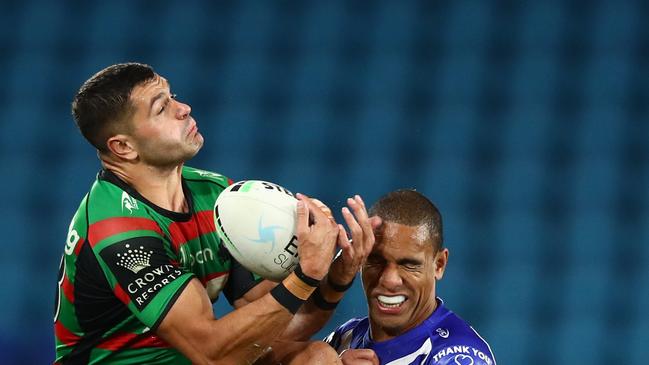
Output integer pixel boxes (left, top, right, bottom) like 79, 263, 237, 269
324, 298, 496, 365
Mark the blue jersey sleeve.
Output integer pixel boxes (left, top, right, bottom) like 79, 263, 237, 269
323, 317, 364, 353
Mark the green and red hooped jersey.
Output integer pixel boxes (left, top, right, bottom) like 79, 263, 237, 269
53, 167, 260, 364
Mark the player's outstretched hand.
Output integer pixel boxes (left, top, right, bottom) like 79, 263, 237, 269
339, 349, 379, 365
295, 193, 339, 280
328, 195, 382, 288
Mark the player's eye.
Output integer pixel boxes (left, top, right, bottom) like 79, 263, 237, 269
403, 264, 421, 271
158, 94, 176, 115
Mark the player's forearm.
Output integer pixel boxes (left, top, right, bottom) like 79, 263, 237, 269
280, 301, 332, 341
208, 268, 330, 361
156, 279, 303, 364
280, 277, 348, 341
205, 294, 295, 360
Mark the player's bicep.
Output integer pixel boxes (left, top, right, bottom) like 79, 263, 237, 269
95, 236, 194, 328
155, 278, 217, 364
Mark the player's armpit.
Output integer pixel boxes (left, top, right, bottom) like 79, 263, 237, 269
156, 278, 294, 364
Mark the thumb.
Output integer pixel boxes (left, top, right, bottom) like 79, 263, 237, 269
296, 197, 309, 236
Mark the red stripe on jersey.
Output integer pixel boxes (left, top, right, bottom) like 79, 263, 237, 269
200, 271, 228, 285
89, 217, 162, 246
168, 210, 216, 251
97, 332, 170, 351
54, 321, 81, 345
195, 210, 216, 232
73, 237, 85, 256
113, 283, 131, 305
62, 275, 74, 304
97, 332, 137, 351
168, 219, 198, 251
130, 334, 170, 349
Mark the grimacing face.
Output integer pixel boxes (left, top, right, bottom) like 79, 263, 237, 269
361, 221, 448, 341
126, 74, 204, 166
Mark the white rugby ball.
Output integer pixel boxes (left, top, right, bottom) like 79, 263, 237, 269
213, 180, 299, 281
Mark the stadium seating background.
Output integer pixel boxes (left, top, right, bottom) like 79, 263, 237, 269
1, 1, 648, 363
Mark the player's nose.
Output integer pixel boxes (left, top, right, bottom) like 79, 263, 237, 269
176, 100, 191, 120
377, 263, 402, 289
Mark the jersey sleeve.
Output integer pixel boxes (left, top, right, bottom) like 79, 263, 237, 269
323, 328, 342, 350
323, 318, 362, 353
222, 254, 264, 305
94, 235, 195, 330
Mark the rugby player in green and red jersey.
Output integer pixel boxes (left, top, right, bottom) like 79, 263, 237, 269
53, 63, 377, 364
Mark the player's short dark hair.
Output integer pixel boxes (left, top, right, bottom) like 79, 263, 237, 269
369, 189, 443, 251
72, 63, 156, 153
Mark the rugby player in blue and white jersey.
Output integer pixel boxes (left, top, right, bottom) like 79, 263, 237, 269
324, 190, 496, 365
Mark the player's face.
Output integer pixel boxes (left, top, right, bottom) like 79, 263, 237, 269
361, 221, 448, 341
127, 75, 203, 167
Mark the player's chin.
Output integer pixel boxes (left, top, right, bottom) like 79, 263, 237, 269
370, 313, 409, 336
188, 134, 204, 151
191, 131, 204, 145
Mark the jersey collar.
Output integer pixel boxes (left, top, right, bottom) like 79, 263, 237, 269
99, 169, 195, 222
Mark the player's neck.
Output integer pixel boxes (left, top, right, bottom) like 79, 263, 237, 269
103, 160, 188, 213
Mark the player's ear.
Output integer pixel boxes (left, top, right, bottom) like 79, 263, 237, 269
106, 135, 138, 161
434, 248, 449, 280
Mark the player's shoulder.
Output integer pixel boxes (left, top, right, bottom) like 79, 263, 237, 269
324, 316, 368, 350
69, 192, 90, 225
181, 166, 231, 188
86, 170, 148, 219
335, 316, 367, 333
428, 309, 496, 365
84, 170, 166, 248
